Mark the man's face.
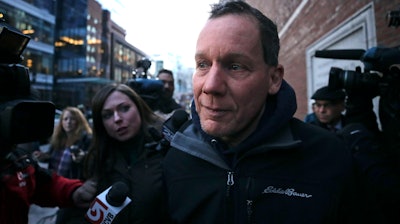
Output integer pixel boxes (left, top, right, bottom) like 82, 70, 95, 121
193, 14, 282, 145
158, 72, 174, 99
314, 100, 345, 125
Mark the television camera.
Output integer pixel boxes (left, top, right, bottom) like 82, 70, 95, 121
126, 58, 164, 111
0, 17, 55, 148
315, 41, 400, 155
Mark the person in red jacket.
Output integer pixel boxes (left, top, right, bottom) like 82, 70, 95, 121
0, 139, 97, 224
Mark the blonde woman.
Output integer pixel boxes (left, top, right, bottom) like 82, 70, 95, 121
47, 106, 92, 179
35, 106, 92, 224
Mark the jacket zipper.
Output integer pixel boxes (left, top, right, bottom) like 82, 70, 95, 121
227, 171, 234, 188
247, 200, 253, 224
226, 171, 234, 224
226, 171, 234, 197
246, 177, 254, 224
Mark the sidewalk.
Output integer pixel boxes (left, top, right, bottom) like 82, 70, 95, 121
28, 205, 58, 224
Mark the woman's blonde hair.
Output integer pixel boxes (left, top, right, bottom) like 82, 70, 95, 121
49, 106, 92, 150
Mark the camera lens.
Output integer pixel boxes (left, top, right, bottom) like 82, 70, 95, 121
328, 67, 345, 90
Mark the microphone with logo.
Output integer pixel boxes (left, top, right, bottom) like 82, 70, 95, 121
85, 181, 131, 224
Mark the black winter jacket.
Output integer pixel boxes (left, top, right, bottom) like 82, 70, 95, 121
163, 81, 358, 224
96, 134, 170, 224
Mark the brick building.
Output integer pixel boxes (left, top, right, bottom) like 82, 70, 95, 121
247, 0, 400, 119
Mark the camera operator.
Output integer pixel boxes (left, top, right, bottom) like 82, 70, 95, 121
338, 122, 400, 223
156, 69, 183, 116
317, 46, 400, 223
336, 89, 399, 223
0, 17, 96, 223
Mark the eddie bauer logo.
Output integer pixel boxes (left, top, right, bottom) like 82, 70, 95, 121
262, 186, 312, 198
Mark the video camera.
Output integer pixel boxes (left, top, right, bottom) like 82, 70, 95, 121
126, 59, 164, 111
313, 7, 400, 167
315, 29, 400, 154
315, 47, 400, 98
315, 8, 400, 98
0, 17, 55, 145
132, 58, 152, 79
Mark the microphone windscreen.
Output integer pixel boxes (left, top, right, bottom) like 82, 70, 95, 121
106, 181, 129, 207
171, 109, 189, 128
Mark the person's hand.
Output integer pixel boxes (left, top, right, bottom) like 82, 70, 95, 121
72, 179, 97, 208
71, 149, 86, 163
32, 150, 50, 162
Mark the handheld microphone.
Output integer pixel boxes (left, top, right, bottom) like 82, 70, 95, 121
162, 109, 189, 142
85, 181, 131, 224
146, 127, 169, 151
146, 109, 189, 152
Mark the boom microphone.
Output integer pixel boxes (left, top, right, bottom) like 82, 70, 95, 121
315, 49, 365, 60
85, 181, 131, 224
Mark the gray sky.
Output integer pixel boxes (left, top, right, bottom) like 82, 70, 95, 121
96, 0, 219, 65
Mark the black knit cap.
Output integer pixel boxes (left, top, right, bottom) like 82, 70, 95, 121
311, 86, 346, 101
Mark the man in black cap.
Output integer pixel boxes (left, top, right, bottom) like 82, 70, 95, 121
308, 86, 347, 132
